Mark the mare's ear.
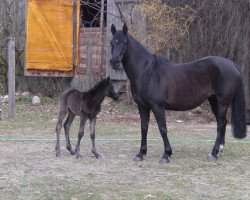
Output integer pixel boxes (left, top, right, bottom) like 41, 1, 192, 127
123, 24, 128, 35
111, 24, 116, 35
107, 76, 110, 82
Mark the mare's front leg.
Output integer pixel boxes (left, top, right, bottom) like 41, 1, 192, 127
152, 104, 172, 163
55, 109, 67, 157
134, 105, 150, 162
90, 117, 101, 159
64, 109, 76, 155
75, 116, 87, 158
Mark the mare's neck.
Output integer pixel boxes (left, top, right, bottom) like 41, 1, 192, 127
122, 36, 154, 85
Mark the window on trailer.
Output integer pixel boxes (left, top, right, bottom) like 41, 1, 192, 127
80, 0, 107, 28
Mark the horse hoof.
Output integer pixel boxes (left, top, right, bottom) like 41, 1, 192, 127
219, 145, 224, 153
56, 152, 61, 157
133, 156, 143, 162
207, 153, 218, 161
95, 154, 101, 159
70, 151, 76, 155
159, 158, 170, 164
76, 154, 81, 159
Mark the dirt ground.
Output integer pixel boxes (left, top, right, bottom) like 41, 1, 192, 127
0, 100, 249, 200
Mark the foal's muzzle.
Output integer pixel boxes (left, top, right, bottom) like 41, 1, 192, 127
112, 93, 119, 101
110, 92, 119, 101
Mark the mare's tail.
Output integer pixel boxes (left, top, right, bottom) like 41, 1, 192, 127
231, 80, 247, 139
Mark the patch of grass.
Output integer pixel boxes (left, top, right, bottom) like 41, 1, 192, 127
42, 97, 58, 105
0, 101, 249, 200
18, 97, 32, 104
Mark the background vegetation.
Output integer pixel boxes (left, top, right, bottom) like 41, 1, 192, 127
0, 0, 249, 97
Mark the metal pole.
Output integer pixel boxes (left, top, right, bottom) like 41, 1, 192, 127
7, 37, 16, 119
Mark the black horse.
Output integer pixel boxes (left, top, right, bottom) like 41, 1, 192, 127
110, 24, 247, 163
55, 77, 118, 158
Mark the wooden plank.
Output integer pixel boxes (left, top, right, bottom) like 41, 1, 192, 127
99, 0, 105, 75
72, 0, 77, 75
247, 67, 250, 123
7, 37, 16, 119
25, 69, 73, 77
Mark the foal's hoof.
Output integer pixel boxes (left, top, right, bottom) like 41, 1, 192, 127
133, 156, 143, 162
76, 154, 81, 159
207, 153, 218, 161
70, 150, 76, 155
94, 153, 101, 159
92, 150, 101, 159
159, 157, 170, 164
55, 151, 61, 157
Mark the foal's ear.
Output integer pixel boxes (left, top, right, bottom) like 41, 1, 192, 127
111, 24, 116, 35
99, 75, 104, 81
123, 24, 128, 35
107, 76, 110, 82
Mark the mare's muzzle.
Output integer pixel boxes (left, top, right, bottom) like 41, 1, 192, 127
110, 58, 121, 70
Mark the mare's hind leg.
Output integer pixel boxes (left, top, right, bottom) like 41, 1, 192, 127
55, 108, 68, 157
208, 103, 228, 161
75, 116, 87, 158
208, 95, 218, 121
208, 95, 224, 154
90, 117, 101, 159
152, 105, 172, 163
64, 109, 76, 155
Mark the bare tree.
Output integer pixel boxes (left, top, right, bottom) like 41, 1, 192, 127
0, 0, 25, 92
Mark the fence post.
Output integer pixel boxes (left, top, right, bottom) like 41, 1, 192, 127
7, 37, 15, 119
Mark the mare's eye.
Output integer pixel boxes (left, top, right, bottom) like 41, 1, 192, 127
116, 39, 119, 44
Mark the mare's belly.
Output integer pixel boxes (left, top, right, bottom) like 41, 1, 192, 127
165, 91, 211, 111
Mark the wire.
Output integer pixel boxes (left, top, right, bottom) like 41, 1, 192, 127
0, 137, 249, 144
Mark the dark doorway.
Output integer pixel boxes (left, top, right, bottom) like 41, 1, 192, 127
80, 0, 107, 28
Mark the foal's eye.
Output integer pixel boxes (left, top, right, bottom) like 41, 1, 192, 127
115, 39, 119, 44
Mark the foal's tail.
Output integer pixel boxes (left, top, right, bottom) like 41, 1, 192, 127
231, 80, 247, 139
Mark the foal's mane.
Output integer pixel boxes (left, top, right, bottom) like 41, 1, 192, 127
87, 79, 107, 95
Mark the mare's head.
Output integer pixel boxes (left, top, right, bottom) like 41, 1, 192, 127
110, 24, 128, 70
102, 76, 119, 101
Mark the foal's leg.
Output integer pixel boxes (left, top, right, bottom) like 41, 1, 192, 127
55, 109, 67, 157
134, 105, 150, 162
89, 117, 101, 158
152, 105, 172, 163
75, 116, 87, 158
64, 109, 76, 155
208, 103, 228, 161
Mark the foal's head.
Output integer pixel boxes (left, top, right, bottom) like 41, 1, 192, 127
104, 77, 119, 100
91, 76, 118, 101
110, 24, 128, 70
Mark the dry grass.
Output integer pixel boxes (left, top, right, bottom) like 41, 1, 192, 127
0, 101, 249, 200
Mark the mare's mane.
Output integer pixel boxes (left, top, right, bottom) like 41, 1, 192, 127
127, 34, 172, 66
